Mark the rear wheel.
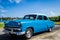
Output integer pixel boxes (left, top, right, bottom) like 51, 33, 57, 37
48, 28, 52, 32
25, 28, 33, 39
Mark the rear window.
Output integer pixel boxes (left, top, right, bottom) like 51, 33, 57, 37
43, 16, 48, 20
37, 15, 42, 20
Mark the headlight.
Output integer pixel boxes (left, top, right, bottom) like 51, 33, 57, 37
18, 22, 21, 25
17, 28, 21, 30
14, 28, 21, 30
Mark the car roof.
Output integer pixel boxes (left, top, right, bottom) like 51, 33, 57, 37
26, 14, 47, 16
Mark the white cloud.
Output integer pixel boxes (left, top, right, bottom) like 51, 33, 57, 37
0, 5, 8, 13
50, 11, 56, 16
15, 0, 22, 3
9, 0, 14, 3
0, 14, 7, 17
9, 0, 22, 3
0, 9, 8, 13
39, 9, 56, 17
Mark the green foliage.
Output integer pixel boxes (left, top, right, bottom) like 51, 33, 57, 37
0, 22, 4, 28
0, 17, 22, 20
55, 22, 60, 25
49, 16, 60, 22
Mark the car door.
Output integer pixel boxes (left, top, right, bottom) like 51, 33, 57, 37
36, 15, 44, 32
43, 16, 49, 31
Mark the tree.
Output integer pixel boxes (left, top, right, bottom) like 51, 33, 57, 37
58, 16, 60, 21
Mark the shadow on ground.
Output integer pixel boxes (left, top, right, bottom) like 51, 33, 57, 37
0, 34, 27, 40
0, 25, 60, 40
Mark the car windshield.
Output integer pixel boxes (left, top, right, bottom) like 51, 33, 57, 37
23, 15, 37, 20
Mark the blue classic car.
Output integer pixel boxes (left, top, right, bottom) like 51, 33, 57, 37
4, 14, 54, 39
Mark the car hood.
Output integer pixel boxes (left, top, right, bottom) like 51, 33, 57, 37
13, 19, 34, 23
5, 19, 34, 27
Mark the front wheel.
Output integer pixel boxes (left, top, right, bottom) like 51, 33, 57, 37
25, 28, 33, 39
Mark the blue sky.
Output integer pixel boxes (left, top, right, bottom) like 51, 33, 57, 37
0, 0, 60, 17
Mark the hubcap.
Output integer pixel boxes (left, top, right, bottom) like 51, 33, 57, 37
50, 28, 52, 31
26, 30, 31, 38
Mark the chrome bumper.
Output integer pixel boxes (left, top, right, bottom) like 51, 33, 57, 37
3, 30, 25, 35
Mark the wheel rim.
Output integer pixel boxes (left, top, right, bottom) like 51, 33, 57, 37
49, 28, 52, 31
26, 30, 32, 38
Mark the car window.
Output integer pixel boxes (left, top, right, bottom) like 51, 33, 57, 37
44, 16, 48, 20
23, 15, 37, 20
37, 15, 42, 20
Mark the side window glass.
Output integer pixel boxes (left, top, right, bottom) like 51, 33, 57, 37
44, 16, 48, 20
37, 16, 42, 20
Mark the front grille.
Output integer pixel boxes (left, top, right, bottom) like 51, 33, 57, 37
5, 27, 21, 32
13, 30, 21, 32
5, 28, 11, 31
5, 26, 20, 28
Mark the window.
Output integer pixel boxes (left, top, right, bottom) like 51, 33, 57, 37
44, 16, 48, 20
37, 15, 42, 20
23, 15, 37, 20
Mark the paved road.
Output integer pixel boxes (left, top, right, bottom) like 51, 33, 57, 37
0, 25, 60, 40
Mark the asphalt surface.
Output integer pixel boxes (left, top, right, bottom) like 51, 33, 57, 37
0, 25, 60, 40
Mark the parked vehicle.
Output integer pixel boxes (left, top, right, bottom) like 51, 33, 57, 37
4, 14, 54, 39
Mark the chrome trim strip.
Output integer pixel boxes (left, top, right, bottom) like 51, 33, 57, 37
3, 30, 25, 35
